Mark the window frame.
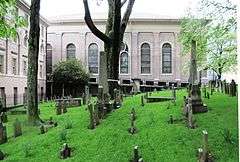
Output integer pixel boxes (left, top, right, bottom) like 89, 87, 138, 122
140, 42, 151, 74
88, 43, 99, 74
162, 42, 172, 74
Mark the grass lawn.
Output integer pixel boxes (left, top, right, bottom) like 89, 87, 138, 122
1, 89, 238, 162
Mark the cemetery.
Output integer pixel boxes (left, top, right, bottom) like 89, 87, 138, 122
0, 0, 238, 161
0, 87, 238, 161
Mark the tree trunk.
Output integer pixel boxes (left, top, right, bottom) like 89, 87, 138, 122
27, 0, 42, 125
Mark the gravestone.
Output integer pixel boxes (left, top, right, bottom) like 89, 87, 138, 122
141, 96, 144, 107
190, 84, 207, 114
56, 101, 62, 115
132, 78, 141, 94
128, 113, 137, 134
62, 100, 67, 113
39, 125, 45, 134
0, 150, 4, 160
223, 80, 227, 94
172, 85, 176, 105
0, 93, 6, 112
169, 115, 173, 124
88, 103, 95, 129
13, 118, 22, 138
206, 92, 210, 99
82, 93, 86, 105
114, 89, 121, 109
198, 130, 213, 162
131, 108, 136, 121
229, 80, 237, 97
130, 146, 142, 162
94, 104, 100, 126
85, 85, 89, 104
0, 122, 7, 144
202, 85, 207, 98
60, 143, 71, 159
0, 112, 7, 123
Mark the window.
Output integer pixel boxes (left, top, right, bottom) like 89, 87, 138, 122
88, 43, 98, 74
120, 43, 129, 74
162, 43, 172, 73
66, 44, 76, 59
46, 44, 52, 74
39, 65, 43, 78
23, 60, 27, 76
12, 58, 17, 75
14, 87, 18, 105
141, 43, 151, 74
0, 55, 4, 73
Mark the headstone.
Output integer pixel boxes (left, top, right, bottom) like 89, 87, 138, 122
56, 101, 62, 115
172, 85, 176, 105
132, 78, 141, 94
141, 96, 144, 107
39, 125, 45, 134
0, 150, 4, 160
206, 92, 210, 99
114, 89, 121, 109
13, 118, 22, 138
0, 122, 7, 144
88, 103, 95, 129
130, 146, 142, 162
82, 93, 86, 105
128, 113, 137, 134
202, 85, 207, 98
85, 85, 89, 104
131, 108, 136, 121
169, 115, 173, 124
198, 130, 213, 162
60, 143, 71, 159
94, 104, 100, 126
190, 84, 207, 114
229, 79, 237, 97
62, 100, 67, 113
0, 112, 7, 123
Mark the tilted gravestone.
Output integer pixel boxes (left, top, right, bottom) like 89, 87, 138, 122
60, 143, 71, 159
130, 146, 143, 162
229, 79, 237, 97
0, 112, 7, 123
87, 103, 95, 129
198, 130, 213, 162
0, 122, 7, 144
13, 118, 22, 138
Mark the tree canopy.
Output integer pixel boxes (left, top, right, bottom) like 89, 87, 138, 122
0, 0, 26, 38
53, 59, 90, 85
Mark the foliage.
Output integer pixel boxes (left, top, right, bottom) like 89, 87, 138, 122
0, 0, 26, 38
52, 59, 90, 85
221, 128, 235, 145
1, 90, 238, 161
64, 119, 73, 129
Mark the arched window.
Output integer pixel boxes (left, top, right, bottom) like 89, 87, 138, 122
46, 44, 52, 74
162, 43, 172, 73
88, 43, 98, 74
120, 52, 128, 74
141, 43, 151, 74
66, 43, 76, 59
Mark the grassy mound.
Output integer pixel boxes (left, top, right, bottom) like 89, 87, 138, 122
1, 89, 238, 162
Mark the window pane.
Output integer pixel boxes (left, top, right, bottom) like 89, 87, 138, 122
88, 43, 98, 74
162, 43, 172, 73
141, 43, 151, 74
67, 44, 76, 59
120, 52, 128, 74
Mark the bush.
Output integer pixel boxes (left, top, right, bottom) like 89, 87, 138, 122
59, 129, 67, 142
64, 120, 73, 129
22, 142, 32, 157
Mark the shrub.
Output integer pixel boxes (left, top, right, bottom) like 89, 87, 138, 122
59, 129, 67, 142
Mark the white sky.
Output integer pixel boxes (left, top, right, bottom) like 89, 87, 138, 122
24, 0, 237, 19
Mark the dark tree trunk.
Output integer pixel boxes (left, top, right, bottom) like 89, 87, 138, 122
27, 0, 42, 125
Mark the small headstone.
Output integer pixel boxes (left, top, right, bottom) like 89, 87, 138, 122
94, 104, 100, 126
62, 100, 67, 113
0, 150, 4, 160
13, 118, 22, 138
130, 146, 142, 162
56, 101, 62, 115
229, 79, 237, 97
131, 108, 136, 121
128, 113, 137, 134
172, 85, 176, 105
88, 103, 95, 129
0, 122, 7, 144
0, 112, 7, 123
39, 125, 45, 134
198, 130, 213, 162
169, 115, 173, 124
60, 143, 71, 159
141, 96, 144, 107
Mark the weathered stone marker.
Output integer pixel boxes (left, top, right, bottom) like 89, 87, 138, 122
130, 146, 142, 162
131, 108, 136, 121
0, 112, 7, 123
60, 143, 71, 159
172, 85, 176, 105
56, 101, 62, 115
0, 122, 7, 144
141, 96, 144, 107
88, 103, 95, 129
62, 100, 67, 113
13, 118, 22, 138
169, 115, 173, 124
229, 79, 237, 97
0, 150, 4, 160
128, 113, 137, 134
198, 130, 213, 162
94, 104, 100, 126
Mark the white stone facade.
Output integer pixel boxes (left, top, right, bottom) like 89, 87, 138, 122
0, 0, 48, 107
47, 15, 189, 89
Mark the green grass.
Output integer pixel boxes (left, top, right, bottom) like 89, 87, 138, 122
1, 89, 238, 162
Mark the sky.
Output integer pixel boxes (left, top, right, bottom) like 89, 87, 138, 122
24, 0, 237, 19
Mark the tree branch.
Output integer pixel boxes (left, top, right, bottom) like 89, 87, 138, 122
121, 0, 127, 7
120, 0, 135, 35
83, 0, 112, 44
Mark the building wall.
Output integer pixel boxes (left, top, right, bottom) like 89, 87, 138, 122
0, 1, 48, 107
47, 18, 190, 92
